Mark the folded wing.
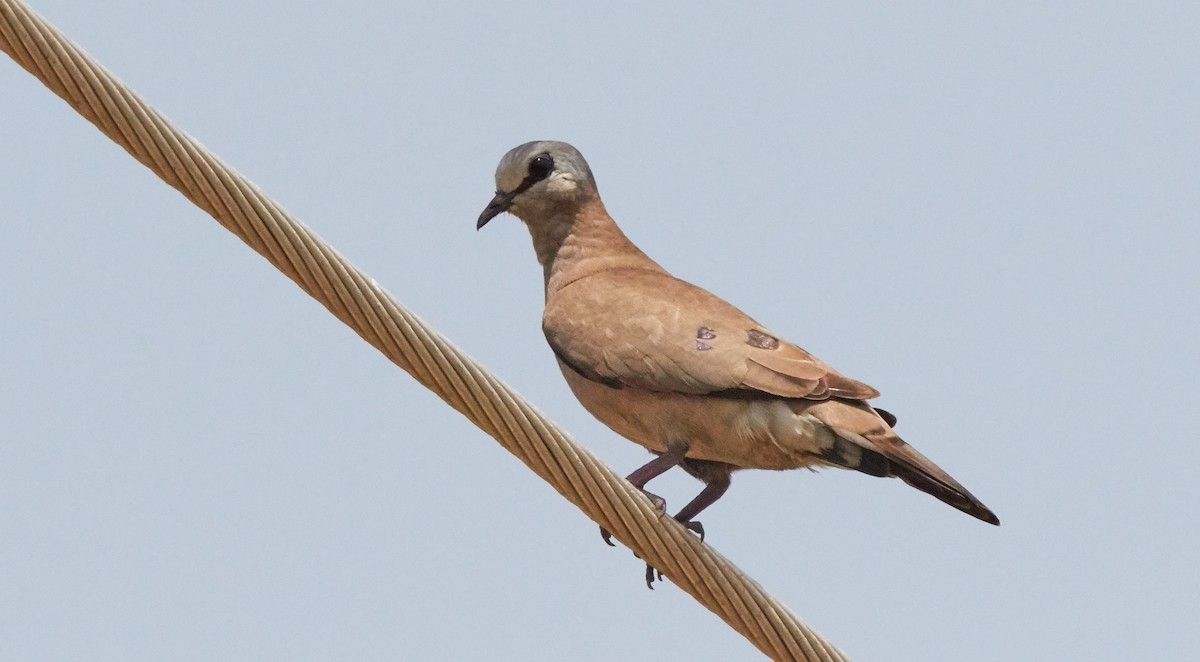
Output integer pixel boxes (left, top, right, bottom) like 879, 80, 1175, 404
544, 269, 878, 402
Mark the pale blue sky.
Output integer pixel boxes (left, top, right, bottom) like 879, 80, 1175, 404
2, 2, 1197, 660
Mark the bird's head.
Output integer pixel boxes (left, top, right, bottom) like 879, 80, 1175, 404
476, 141, 598, 230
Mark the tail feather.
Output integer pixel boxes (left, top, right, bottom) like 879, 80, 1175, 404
808, 399, 1000, 525
885, 452, 1000, 525
849, 432, 1000, 526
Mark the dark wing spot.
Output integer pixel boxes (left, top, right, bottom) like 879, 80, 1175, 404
697, 326, 716, 340
746, 329, 779, 350
696, 341, 712, 351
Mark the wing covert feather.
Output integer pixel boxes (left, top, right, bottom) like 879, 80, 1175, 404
543, 270, 879, 401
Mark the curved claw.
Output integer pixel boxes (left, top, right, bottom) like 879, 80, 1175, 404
603, 488, 668, 549
644, 563, 664, 589
681, 519, 705, 542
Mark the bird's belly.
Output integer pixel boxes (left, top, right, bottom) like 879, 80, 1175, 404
558, 362, 838, 470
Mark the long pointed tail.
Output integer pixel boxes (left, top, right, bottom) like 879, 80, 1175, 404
885, 452, 1000, 525
828, 433, 999, 525
808, 399, 1000, 525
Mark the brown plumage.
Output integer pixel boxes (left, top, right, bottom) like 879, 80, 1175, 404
477, 141, 999, 578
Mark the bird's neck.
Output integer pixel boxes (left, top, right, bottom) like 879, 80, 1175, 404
524, 197, 665, 299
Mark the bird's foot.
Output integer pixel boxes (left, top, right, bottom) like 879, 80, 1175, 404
680, 519, 705, 542
641, 488, 667, 512
599, 488, 668, 546
645, 563, 664, 589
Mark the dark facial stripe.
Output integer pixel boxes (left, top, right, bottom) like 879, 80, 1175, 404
476, 153, 556, 229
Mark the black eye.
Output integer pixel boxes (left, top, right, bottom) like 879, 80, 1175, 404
528, 153, 554, 180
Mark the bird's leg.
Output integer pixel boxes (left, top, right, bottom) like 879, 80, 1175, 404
600, 443, 687, 546
671, 471, 731, 543
644, 468, 732, 589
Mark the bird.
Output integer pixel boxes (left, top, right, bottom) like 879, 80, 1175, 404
476, 141, 998, 585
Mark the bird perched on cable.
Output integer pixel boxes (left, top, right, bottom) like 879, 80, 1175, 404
477, 141, 998, 584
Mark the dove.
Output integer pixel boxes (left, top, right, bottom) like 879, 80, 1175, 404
477, 141, 998, 583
